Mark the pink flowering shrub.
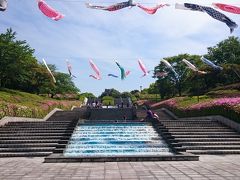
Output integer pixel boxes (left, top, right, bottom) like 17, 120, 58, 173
188, 97, 240, 110
0, 100, 81, 119
151, 97, 240, 122
0, 103, 44, 119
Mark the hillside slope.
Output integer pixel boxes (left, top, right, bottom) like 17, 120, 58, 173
151, 92, 240, 122
0, 89, 81, 119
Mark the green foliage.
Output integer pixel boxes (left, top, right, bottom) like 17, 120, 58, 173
173, 106, 240, 123
121, 92, 132, 98
151, 95, 240, 123
177, 95, 212, 108
201, 36, 240, 90
121, 91, 138, 103
48, 72, 79, 98
130, 95, 137, 103
148, 83, 159, 94
130, 90, 140, 99
0, 29, 80, 96
0, 29, 37, 91
79, 92, 96, 102
206, 89, 240, 98
130, 90, 140, 94
99, 89, 121, 98
139, 93, 161, 102
149, 36, 240, 99
207, 36, 240, 64
80, 92, 96, 98
102, 96, 114, 106
154, 54, 200, 99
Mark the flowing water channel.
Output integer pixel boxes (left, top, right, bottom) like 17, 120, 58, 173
64, 122, 174, 157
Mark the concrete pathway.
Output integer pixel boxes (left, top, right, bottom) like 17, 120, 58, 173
1, 155, 240, 180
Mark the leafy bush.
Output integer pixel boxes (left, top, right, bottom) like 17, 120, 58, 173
206, 89, 240, 98
102, 96, 114, 106
151, 96, 240, 123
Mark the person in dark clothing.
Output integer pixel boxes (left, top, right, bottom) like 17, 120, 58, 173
123, 115, 127, 122
146, 109, 154, 119
141, 109, 159, 122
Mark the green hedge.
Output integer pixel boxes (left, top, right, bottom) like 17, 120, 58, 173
167, 106, 240, 123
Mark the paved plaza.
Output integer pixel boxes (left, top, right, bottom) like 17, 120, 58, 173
0, 155, 240, 180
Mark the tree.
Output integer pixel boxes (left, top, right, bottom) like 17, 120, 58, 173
207, 36, 240, 65
205, 36, 240, 87
0, 29, 80, 97
30, 63, 54, 94
148, 83, 159, 94
49, 72, 79, 98
121, 92, 132, 98
78, 92, 96, 103
99, 88, 121, 98
80, 92, 96, 99
102, 96, 114, 106
154, 54, 201, 98
0, 28, 37, 91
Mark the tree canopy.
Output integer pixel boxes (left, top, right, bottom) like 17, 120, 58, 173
99, 88, 121, 98
151, 36, 240, 99
0, 29, 80, 97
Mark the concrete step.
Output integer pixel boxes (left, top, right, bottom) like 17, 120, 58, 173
183, 145, 240, 150
166, 132, 238, 135
167, 129, 235, 132
176, 138, 240, 142
0, 147, 55, 152
3, 124, 74, 127
0, 140, 68, 144
6, 123, 74, 127
3, 125, 75, 129
53, 148, 64, 153
1, 127, 75, 131
0, 136, 70, 140
159, 126, 229, 129
162, 122, 220, 125
163, 124, 224, 127
188, 150, 240, 154
0, 143, 58, 148
0, 133, 73, 137
0, 152, 51, 157
181, 142, 240, 146
170, 135, 240, 138
7, 121, 74, 124
0, 129, 75, 133
0, 125, 75, 131
160, 120, 216, 123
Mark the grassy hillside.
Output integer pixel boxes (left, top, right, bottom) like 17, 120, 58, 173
0, 88, 81, 119
151, 89, 240, 122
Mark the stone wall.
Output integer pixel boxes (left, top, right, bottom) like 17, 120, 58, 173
47, 109, 89, 121
89, 108, 136, 120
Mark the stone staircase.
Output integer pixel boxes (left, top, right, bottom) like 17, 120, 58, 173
0, 111, 83, 157
155, 112, 240, 154
136, 109, 185, 154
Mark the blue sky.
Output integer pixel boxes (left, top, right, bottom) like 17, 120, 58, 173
1, 0, 240, 96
